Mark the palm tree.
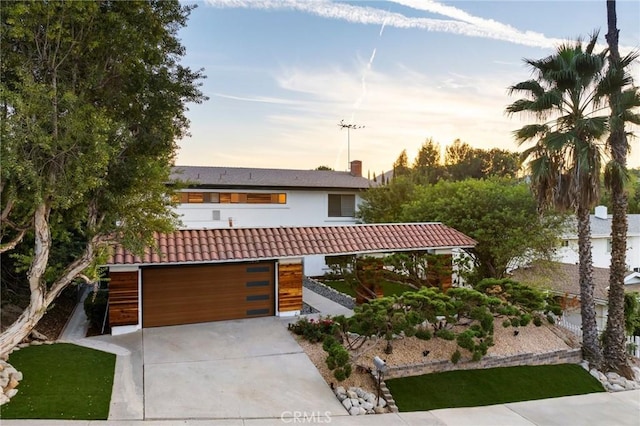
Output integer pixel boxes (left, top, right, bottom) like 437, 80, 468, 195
506, 34, 609, 367
602, 0, 640, 378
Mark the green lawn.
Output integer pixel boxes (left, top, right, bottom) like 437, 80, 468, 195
323, 279, 415, 297
0, 343, 116, 420
385, 364, 604, 412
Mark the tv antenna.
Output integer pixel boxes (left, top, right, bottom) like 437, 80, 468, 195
338, 119, 365, 170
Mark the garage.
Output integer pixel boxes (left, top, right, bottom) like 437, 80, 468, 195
142, 261, 275, 328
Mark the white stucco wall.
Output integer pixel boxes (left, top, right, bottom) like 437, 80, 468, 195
555, 235, 640, 271
175, 189, 362, 229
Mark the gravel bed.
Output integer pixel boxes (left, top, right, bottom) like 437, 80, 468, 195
304, 277, 355, 309
301, 302, 319, 315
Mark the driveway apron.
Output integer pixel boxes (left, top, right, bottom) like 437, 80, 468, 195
142, 317, 346, 419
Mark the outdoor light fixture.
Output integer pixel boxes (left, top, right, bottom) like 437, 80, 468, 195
373, 356, 387, 406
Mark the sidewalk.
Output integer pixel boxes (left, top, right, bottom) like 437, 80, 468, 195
2, 390, 639, 425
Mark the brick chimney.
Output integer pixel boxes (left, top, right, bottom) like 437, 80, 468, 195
350, 160, 362, 177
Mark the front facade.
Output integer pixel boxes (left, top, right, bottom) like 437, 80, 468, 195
555, 206, 640, 271
106, 223, 477, 335
171, 161, 371, 276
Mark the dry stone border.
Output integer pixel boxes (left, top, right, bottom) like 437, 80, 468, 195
333, 385, 389, 415
582, 361, 640, 392
0, 360, 23, 406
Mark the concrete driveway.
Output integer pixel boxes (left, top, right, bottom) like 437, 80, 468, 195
141, 317, 347, 420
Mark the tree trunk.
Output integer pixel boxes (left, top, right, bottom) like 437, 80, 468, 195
0, 204, 51, 357
577, 204, 603, 367
603, 0, 633, 378
0, 205, 101, 357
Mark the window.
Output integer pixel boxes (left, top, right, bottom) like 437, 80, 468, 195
177, 191, 286, 204
561, 240, 569, 247
328, 194, 356, 217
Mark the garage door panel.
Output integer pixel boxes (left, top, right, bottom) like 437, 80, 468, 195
143, 262, 274, 327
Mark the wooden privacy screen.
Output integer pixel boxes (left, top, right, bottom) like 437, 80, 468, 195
108, 271, 139, 326
278, 263, 303, 312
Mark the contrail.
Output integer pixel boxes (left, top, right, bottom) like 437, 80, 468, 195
204, 0, 637, 53
204, 0, 563, 49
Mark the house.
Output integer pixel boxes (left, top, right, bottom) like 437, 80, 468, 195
511, 261, 640, 331
170, 160, 371, 276
555, 205, 640, 271
105, 223, 477, 335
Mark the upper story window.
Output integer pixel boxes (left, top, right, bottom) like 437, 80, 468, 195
328, 194, 355, 217
176, 192, 286, 204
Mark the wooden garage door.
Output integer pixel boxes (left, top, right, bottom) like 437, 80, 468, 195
142, 262, 274, 327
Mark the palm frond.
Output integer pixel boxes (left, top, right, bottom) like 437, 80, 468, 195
603, 160, 630, 191
513, 124, 548, 143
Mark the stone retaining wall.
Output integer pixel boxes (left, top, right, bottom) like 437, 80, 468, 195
382, 348, 583, 379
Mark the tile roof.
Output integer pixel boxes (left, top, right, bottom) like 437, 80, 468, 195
107, 223, 476, 266
510, 261, 640, 303
171, 165, 373, 190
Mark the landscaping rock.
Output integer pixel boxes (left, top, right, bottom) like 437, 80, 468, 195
0, 360, 22, 406
342, 398, 352, 410
378, 398, 387, 408
610, 383, 625, 392
335, 386, 385, 415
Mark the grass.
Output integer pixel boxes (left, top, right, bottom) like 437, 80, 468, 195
385, 364, 605, 412
323, 279, 415, 297
0, 343, 116, 420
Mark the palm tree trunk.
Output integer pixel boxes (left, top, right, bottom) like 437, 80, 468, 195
603, 0, 633, 378
577, 204, 603, 367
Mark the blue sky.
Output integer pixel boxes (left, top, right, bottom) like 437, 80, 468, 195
176, 1, 640, 175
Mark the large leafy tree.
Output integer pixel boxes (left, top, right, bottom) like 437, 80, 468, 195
0, 1, 205, 356
505, 34, 610, 366
602, 0, 640, 378
412, 138, 446, 184
399, 178, 564, 283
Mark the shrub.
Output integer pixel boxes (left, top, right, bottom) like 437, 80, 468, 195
435, 328, 455, 341
288, 317, 336, 343
510, 317, 520, 327
546, 314, 555, 324
84, 290, 108, 330
323, 335, 337, 352
326, 355, 336, 370
456, 330, 476, 351
520, 313, 532, 327
333, 368, 347, 382
451, 349, 461, 364
502, 319, 511, 328
323, 340, 352, 382
533, 316, 543, 327
472, 350, 482, 362
415, 326, 432, 340
343, 363, 352, 378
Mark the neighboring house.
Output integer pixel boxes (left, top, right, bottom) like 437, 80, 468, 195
555, 205, 640, 271
511, 261, 640, 331
171, 160, 371, 275
106, 223, 477, 335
